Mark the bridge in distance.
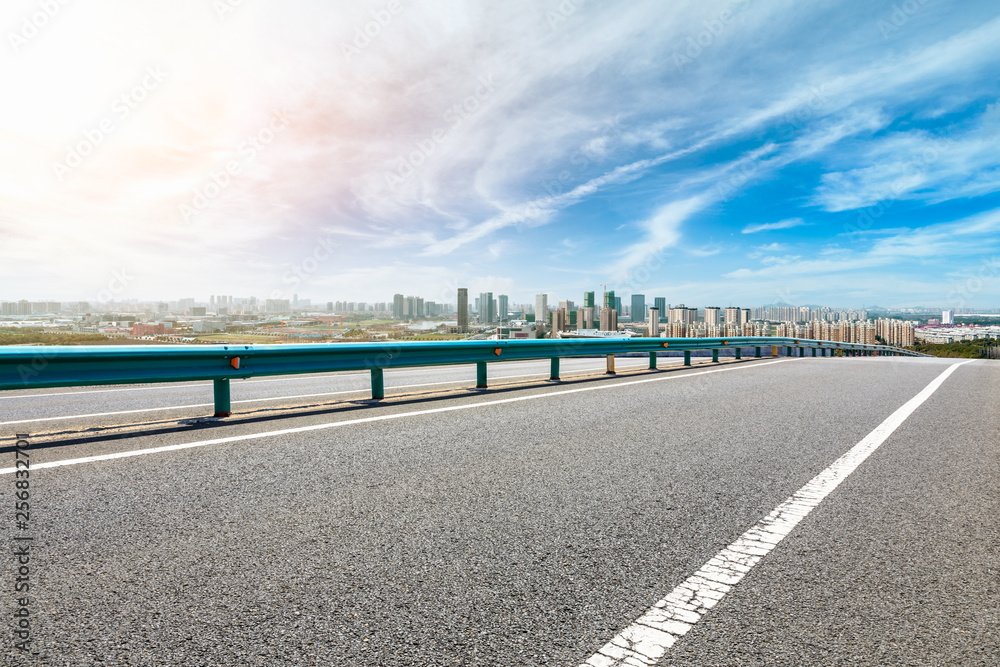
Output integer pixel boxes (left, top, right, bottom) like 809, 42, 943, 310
1, 354, 997, 665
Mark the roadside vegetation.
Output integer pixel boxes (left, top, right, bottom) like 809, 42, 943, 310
0, 328, 110, 345
911, 338, 999, 359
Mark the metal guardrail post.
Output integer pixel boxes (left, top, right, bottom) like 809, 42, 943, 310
370, 368, 384, 400
772, 346, 778, 357
605, 354, 616, 374
684, 351, 691, 366
812, 348, 817, 357
755, 346, 761, 358
213, 378, 231, 417
550, 357, 560, 381
648, 352, 657, 369
712, 349, 719, 363
735, 348, 742, 360
476, 361, 487, 388
799, 347, 804, 357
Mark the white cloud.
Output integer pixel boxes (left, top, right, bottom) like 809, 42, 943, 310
742, 218, 807, 234
4, 1, 1000, 304
606, 195, 706, 280
689, 244, 723, 257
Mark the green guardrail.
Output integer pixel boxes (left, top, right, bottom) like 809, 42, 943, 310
0, 337, 928, 417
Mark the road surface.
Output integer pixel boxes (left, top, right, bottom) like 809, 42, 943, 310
1, 356, 996, 665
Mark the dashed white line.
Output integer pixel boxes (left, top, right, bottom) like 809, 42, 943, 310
0, 359, 790, 474
580, 360, 973, 667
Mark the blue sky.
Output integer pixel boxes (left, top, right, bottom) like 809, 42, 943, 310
3, 0, 1000, 309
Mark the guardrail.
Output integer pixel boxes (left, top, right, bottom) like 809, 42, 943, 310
0, 337, 928, 417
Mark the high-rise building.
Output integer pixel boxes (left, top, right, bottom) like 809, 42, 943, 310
584, 291, 595, 308
631, 294, 645, 322
648, 307, 660, 336
704, 307, 721, 326
552, 309, 566, 333
479, 292, 495, 323
599, 306, 618, 332
603, 290, 615, 312
615, 296, 622, 316
654, 297, 667, 322
557, 301, 574, 331
942, 309, 954, 325
724, 307, 741, 326
498, 294, 509, 323
535, 294, 548, 325
392, 294, 404, 319
669, 305, 696, 326
457, 288, 468, 332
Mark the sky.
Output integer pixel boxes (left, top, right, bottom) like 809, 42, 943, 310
2, 0, 1000, 310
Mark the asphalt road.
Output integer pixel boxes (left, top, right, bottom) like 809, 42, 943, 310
1, 356, 996, 666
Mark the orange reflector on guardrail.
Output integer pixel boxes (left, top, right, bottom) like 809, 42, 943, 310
494, 348, 501, 356
662, 342, 669, 348
230, 357, 240, 369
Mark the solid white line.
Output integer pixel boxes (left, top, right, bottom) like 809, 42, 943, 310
0, 403, 216, 425
0, 359, 791, 474
580, 359, 973, 667
0, 362, 661, 425
0, 359, 658, 400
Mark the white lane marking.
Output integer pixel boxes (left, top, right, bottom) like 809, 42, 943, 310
0, 359, 660, 400
0, 362, 660, 425
0, 403, 216, 425
580, 360, 974, 667
0, 359, 791, 474
0, 374, 364, 399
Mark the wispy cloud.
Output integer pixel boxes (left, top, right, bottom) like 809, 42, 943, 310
606, 195, 706, 279
742, 218, 807, 234
3, 1, 1000, 307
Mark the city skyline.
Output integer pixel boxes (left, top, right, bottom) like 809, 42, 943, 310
3, 2, 1000, 308
6, 289, 995, 317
